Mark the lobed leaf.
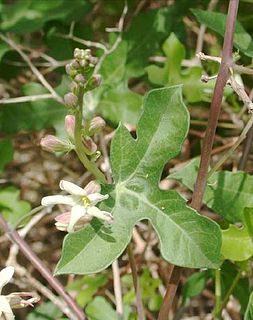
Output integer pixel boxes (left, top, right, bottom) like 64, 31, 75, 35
56, 87, 221, 275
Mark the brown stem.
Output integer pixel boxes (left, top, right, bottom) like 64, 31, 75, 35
127, 243, 145, 320
158, 266, 182, 320
238, 125, 253, 170
159, 1, 239, 318
0, 214, 85, 320
191, 0, 239, 211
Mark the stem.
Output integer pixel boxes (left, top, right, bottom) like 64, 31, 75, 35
112, 260, 124, 319
214, 269, 222, 319
159, 1, 240, 318
157, 266, 182, 320
127, 243, 145, 320
219, 269, 241, 313
74, 88, 106, 183
191, 0, 239, 211
0, 214, 85, 320
239, 125, 253, 170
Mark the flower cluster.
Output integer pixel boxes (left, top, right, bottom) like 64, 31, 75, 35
0, 266, 39, 320
41, 180, 113, 233
40, 48, 105, 157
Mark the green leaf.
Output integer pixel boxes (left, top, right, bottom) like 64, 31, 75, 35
84, 41, 142, 125
0, 79, 67, 134
124, 7, 173, 77
221, 225, 253, 261
86, 297, 131, 320
245, 292, 253, 320
182, 270, 212, 305
0, 187, 31, 226
67, 274, 108, 307
27, 301, 63, 320
0, 0, 90, 33
55, 86, 221, 275
146, 33, 214, 103
0, 138, 13, 173
192, 9, 253, 57
168, 158, 253, 222
0, 42, 10, 62
221, 261, 250, 313
97, 84, 143, 126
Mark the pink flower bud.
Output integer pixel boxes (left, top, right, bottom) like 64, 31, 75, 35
64, 92, 78, 108
65, 115, 75, 139
40, 135, 68, 153
83, 137, 97, 154
74, 74, 86, 85
89, 116, 105, 134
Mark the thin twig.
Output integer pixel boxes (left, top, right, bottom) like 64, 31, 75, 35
94, 1, 128, 73
112, 261, 124, 318
0, 94, 54, 104
55, 32, 108, 52
0, 214, 85, 320
0, 33, 63, 103
127, 243, 145, 320
238, 89, 253, 170
195, 0, 219, 57
13, 263, 74, 320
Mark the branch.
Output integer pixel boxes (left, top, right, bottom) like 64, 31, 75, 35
159, 1, 240, 318
127, 243, 145, 320
0, 94, 54, 104
191, 0, 239, 210
0, 214, 85, 320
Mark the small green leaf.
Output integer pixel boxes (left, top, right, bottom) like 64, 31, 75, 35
27, 301, 63, 320
221, 225, 253, 261
182, 270, 212, 305
86, 297, 131, 320
0, 42, 10, 62
146, 33, 213, 103
56, 86, 221, 275
192, 9, 253, 57
0, 138, 13, 173
0, 187, 31, 226
169, 158, 253, 222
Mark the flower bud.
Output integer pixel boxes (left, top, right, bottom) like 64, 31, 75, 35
65, 115, 75, 140
89, 116, 105, 135
69, 81, 78, 93
65, 63, 77, 78
83, 137, 97, 154
86, 74, 102, 91
55, 211, 91, 232
70, 59, 80, 69
79, 59, 88, 68
40, 135, 69, 153
74, 74, 86, 85
64, 92, 78, 108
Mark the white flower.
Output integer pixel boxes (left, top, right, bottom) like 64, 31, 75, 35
0, 266, 15, 320
0, 266, 38, 320
41, 180, 113, 233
